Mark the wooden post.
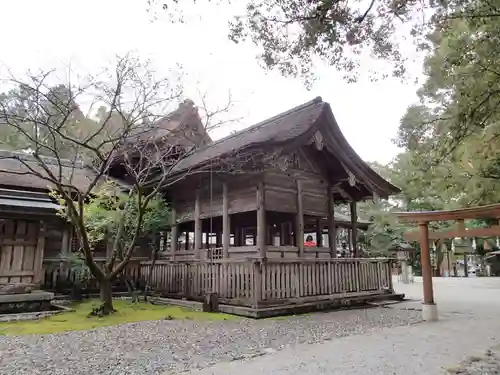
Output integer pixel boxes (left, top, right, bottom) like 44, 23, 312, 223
33, 220, 46, 284
296, 179, 304, 256
280, 223, 287, 246
419, 222, 438, 321
61, 226, 71, 274
463, 254, 469, 277
327, 184, 336, 257
61, 227, 70, 256
350, 201, 358, 257
234, 227, 240, 247
222, 182, 230, 258
253, 260, 262, 308
216, 231, 222, 247
456, 219, 468, 277
194, 192, 202, 259
315, 218, 322, 247
170, 207, 177, 260
256, 181, 267, 258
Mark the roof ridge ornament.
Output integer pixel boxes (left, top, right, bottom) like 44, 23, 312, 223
348, 170, 356, 186
308, 130, 324, 151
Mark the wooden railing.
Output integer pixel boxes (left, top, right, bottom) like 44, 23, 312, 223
140, 258, 393, 307
41, 258, 144, 293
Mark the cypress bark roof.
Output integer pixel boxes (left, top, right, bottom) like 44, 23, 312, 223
169, 97, 400, 201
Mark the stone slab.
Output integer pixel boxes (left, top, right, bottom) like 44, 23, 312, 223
0, 291, 54, 304
0, 304, 72, 322
151, 293, 406, 318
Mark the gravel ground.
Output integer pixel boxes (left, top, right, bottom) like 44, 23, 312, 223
0, 307, 421, 375
173, 279, 500, 375
177, 309, 500, 375
445, 346, 500, 375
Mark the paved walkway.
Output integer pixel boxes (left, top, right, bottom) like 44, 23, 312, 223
177, 277, 500, 375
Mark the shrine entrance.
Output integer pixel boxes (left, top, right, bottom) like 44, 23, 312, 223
395, 203, 500, 321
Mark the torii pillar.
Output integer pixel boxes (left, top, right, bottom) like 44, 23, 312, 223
418, 222, 438, 321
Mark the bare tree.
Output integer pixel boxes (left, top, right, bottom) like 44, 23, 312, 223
0, 55, 236, 314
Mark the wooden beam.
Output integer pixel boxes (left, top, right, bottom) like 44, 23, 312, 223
194, 192, 202, 258
404, 226, 500, 241
170, 207, 177, 260
256, 181, 267, 258
296, 179, 305, 256
222, 182, 230, 258
1, 270, 35, 277
327, 184, 336, 257
350, 201, 358, 257
396, 203, 500, 223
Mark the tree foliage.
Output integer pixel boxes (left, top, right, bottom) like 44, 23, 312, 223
51, 181, 170, 253
357, 5, 500, 252
158, 0, 500, 86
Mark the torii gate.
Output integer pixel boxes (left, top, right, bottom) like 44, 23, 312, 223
395, 203, 500, 321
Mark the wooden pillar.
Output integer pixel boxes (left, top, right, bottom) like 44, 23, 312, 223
61, 226, 70, 257
170, 207, 177, 260
256, 181, 267, 258
234, 227, 241, 247
419, 222, 435, 305
33, 220, 46, 284
350, 201, 358, 257
456, 219, 468, 277
222, 182, 230, 258
296, 179, 304, 256
194, 192, 202, 258
315, 218, 322, 247
327, 184, 336, 257
216, 231, 222, 247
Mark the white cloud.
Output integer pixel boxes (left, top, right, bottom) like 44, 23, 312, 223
0, 0, 423, 164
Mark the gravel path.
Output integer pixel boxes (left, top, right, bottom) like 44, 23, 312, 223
178, 308, 500, 375
173, 279, 500, 375
0, 307, 420, 375
444, 346, 500, 375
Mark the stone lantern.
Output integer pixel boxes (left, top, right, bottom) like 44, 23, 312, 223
388, 242, 415, 284
453, 238, 474, 277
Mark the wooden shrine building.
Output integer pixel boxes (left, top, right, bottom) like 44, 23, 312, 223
142, 97, 402, 316
0, 97, 403, 316
160, 97, 400, 261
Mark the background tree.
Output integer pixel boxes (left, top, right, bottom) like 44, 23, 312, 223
52, 181, 171, 307
155, 0, 500, 85
0, 56, 191, 315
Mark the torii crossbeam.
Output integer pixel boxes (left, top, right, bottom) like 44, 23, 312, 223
395, 203, 500, 321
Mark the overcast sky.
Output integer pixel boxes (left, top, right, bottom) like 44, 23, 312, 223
0, 0, 424, 164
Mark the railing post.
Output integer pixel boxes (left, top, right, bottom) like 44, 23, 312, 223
355, 259, 361, 292
183, 263, 190, 298
253, 260, 262, 308
387, 259, 394, 292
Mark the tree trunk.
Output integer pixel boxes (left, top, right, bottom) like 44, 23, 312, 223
90, 278, 116, 316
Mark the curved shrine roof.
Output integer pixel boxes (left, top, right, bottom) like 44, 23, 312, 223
169, 97, 400, 201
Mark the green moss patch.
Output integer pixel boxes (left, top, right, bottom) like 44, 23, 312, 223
0, 299, 237, 336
